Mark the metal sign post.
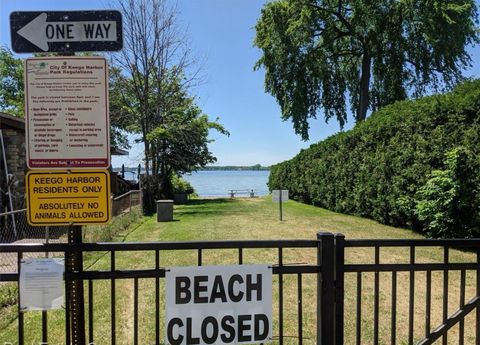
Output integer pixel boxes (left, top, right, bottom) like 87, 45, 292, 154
279, 191, 283, 221
272, 190, 289, 221
14, 9, 120, 345
66, 225, 85, 345
53, 51, 87, 345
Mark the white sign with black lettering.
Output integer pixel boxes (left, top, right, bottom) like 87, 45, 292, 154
19, 258, 64, 311
272, 190, 289, 203
165, 265, 272, 345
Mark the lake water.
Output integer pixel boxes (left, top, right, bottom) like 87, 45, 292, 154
183, 170, 270, 197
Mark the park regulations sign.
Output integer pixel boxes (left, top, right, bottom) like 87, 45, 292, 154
26, 170, 111, 225
165, 265, 272, 345
25, 56, 110, 169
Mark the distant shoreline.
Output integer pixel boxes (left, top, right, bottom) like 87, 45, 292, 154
199, 165, 270, 171
112, 166, 270, 173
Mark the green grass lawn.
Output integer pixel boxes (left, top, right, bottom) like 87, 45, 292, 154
1, 197, 477, 344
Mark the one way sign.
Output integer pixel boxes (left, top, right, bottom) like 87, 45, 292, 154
10, 10, 123, 53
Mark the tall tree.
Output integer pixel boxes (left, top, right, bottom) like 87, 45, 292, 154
145, 75, 228, 198
254, 0, 479, 140
112, 0, 228, 211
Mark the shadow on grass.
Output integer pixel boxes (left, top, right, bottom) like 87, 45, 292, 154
175, 198, 242, 216
185, 198, 233, 205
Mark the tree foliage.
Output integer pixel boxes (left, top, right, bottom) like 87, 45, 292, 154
255, 0, 479, 140
112, 0, 228, 212
268, 80, 480, 238
0, 47, 23, 117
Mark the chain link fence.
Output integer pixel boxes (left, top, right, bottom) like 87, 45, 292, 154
0, 209, 68, 244
0, 190, 142, 272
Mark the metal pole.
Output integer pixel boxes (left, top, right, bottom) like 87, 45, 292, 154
66, 225, 86, 345
334, 233, 345, 345
45, 226, 50, 254
279, 191, 283, 221
317, 232, 335, 345
55, 51, 85, 345
42, 226, 49, 344
138, 167, 143, 213
0, 129, 17, 237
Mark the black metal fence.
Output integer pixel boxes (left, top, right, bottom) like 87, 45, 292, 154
1, 233, 480, 344
0, 236, 321, 345
339, 237, 480, 345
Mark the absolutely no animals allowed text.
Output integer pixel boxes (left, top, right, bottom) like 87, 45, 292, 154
26, 170, 110, 225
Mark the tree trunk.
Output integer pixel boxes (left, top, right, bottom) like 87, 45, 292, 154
142, 139, 157, 214
356, 52, 371, 122
143, 140, 150, 178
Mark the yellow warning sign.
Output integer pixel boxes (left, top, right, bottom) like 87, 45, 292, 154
26, 170, 111, 225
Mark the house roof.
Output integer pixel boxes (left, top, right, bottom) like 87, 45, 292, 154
0, 112, 25, 131
111, 147, 129, 156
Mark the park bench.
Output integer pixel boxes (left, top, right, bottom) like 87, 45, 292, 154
229, 189, 255, 198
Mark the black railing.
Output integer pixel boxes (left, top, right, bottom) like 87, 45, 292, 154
340, 237, 480, 345
0, 237, 321, 345
2, 234, 480, 344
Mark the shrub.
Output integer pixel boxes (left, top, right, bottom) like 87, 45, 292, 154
415, 148, 479, 238
171, 175, 194, 194
269, 80, 480, 237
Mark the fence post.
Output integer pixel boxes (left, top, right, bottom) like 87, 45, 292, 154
129, 192, 132, 212
317, 232, 335, 345
334, 233, 345, 345
66, 225, 86, 345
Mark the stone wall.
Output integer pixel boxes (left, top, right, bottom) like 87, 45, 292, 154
1, 126, 27, 211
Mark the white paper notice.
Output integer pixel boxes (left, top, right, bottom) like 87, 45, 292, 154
20, 258, 65, 311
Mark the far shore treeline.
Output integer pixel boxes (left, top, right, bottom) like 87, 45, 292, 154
269, 80, 480, 239
200, 164, 269, 171
113, 164, 270, 173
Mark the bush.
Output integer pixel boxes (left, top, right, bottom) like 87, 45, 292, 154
415, 148, 479, 238
83, 206, 143, 243
269, 80, 480, 238
0, 283, 17, 331
171, 175, 194, 194
0, 284, 16, 309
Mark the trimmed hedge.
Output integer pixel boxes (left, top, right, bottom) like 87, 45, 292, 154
269, 80, 480, 238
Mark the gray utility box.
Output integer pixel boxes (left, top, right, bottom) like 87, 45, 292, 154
156, 200, 174, 222
173, 193, 188, 205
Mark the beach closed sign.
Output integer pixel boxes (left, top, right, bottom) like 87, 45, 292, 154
165, 265, 272, 345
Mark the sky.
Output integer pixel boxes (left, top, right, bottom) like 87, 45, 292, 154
1, 0, 480, 168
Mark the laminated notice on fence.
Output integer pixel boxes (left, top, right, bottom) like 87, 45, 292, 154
165, 264, 272, 345
20, 258, 64, 311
